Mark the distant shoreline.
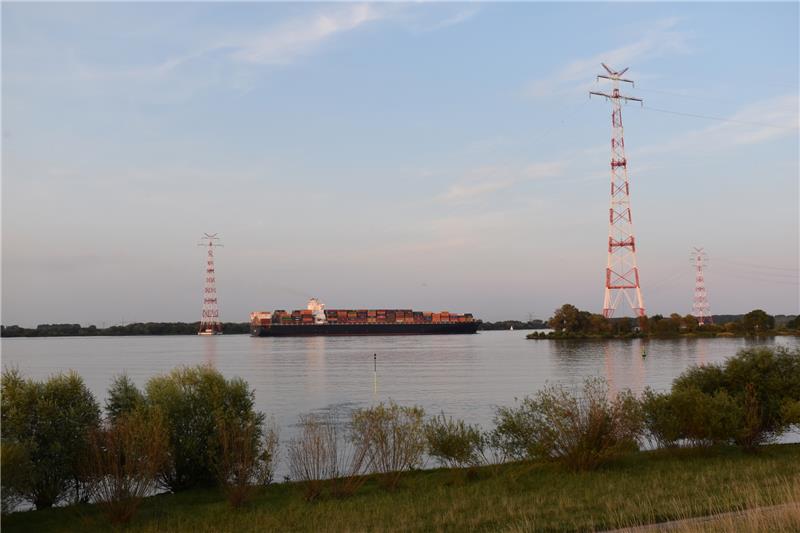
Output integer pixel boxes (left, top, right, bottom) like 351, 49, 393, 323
527, 331, 800, 340
0, 322, 251, 338
0, 321, 549, 338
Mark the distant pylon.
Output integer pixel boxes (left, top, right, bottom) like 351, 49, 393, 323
691, 247, 712, 325
198, 233, 223, 335
590, 64, 646, 318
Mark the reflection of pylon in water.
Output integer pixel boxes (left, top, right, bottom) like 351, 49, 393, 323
697, 338, 708, 367
590, 64, 646, 319
203, 338, 217, 366
691, 247, 712, 325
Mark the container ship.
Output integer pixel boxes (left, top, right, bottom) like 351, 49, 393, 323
250, 298, 479, 337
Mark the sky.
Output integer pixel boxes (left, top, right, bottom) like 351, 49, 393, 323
2, 2, 798, 326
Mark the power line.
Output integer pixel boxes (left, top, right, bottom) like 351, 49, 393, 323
717, 268, 798, 279
716, 271, 799, 286
716, 258, 799, 272
640, 105, 795, 131
634, 86, 737, 104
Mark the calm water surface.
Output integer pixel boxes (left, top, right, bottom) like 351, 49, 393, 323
4, 332, 798, 439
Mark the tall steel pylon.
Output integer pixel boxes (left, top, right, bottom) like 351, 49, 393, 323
590, 64, 646, 318
198, 233, 223, 335
691, 247, 712, 325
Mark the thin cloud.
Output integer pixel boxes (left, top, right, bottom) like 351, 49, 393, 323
636, 93, 799, 156
442, 177, 514, 202
31, 4, 469, 87
230, 4, 387, 65
417, 6, 480, 32
441, 161, 564, 203
525, 18, 690, 98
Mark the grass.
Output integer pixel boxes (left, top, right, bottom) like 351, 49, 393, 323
3, 444, 800, 532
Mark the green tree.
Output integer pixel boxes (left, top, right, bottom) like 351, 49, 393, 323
742, 309, 775, 334
548, 304, 592, 334
1, 370, 101, 509
144, 366, 264, 491
105, 374, 145, 422
588, 314, 612, 336
650, 314, 681, 337
672, 347, 800, 449
682, 314, 699, 333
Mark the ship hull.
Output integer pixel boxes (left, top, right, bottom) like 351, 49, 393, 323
251, 322, 479, 337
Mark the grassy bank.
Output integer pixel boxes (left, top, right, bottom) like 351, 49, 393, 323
4, 444, 799, 533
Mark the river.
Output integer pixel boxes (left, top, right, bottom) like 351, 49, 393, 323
3, 332, 797, 440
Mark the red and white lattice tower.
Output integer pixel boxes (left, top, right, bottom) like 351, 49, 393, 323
691, 247, 712, 325
590, 64, 646, 318
198, 233, 223, 335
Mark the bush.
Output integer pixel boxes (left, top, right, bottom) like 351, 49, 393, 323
424, 413, 485, 469
492, 378, 643, 470
1, 369, 101, 509
351, 401, 425, 490
84, 407, 169, 524
328, 410, 372, 498
673, 346, 800, 449
214, 415, 279, 508
105, 374, 144, 422
642, 387, 742, 448
144, 365, 264, 491
1, 442, 30, 515
287, 413, 337, 501
286, 410, 372, 501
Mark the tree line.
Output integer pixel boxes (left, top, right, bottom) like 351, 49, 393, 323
528, 304, 799, 339
478, 319, 549, 330
0, 322, 251, 337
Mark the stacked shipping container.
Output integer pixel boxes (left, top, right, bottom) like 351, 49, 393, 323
250, 309, 474, 326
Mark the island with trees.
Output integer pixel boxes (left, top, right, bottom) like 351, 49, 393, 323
527, 304, 799, 339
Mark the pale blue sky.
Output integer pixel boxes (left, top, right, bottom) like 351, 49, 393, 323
2, 2, 798, 326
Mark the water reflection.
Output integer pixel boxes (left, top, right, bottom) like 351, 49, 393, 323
201, 336, 218, 367
3, 332, 797, 442
696, 338, 708, 366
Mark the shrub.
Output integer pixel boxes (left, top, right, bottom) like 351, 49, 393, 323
287, 413, 337, 501
1, 442, 30, 515
1, 369, 101, 509
424, 413, 485, 469
492, 378, 643, 470
673, 346, 800, 449
328, 411, 372, 498
84, 407, 169, 524
214, 415, 279, 508
642, 387, 742, 448
351, 401, 425, 490
144, 365, 264, 491
105, 374, 144, 422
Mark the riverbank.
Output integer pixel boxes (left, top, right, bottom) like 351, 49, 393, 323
527, 330, 800, 340
0, 321, 544, 337
0, 322, 251, 337
4, 444, 799, 532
